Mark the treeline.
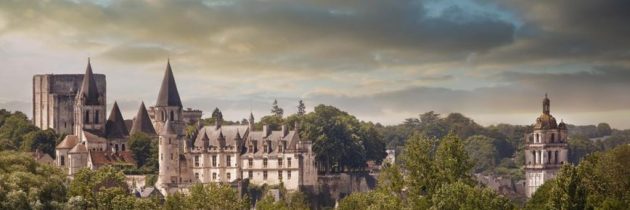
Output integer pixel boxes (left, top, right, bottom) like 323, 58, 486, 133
0, 151, 308, 210
0, 109, 62, 157
378, 111, 630, 180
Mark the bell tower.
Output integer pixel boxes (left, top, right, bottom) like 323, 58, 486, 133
524, 94, 569, 197
74, 58, 106, 137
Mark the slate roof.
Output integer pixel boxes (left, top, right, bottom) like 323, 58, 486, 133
155, 61, 182, 107
77, 58, 101, 105
105, 102, 129, 139
194, 125, 248, 149
130, 102, 156, 136
89, 151, 136, 168
69, 143, 88, 154
246, 130, 300, 155
57, 135, 80, 149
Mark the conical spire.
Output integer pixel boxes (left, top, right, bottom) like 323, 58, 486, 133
105, 102, 129, 138
130, 102, 157, 135
156, 60, 182, 107
78, 58, 101, 105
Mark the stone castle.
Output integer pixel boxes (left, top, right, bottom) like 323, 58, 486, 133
524, 94, 569, 197
35, 59, 317, 194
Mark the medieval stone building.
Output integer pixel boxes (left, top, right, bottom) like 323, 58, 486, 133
524, 94, 569, 197
42, 59, 316, 195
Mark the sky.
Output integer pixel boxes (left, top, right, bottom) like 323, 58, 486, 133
1, 0, 630, 128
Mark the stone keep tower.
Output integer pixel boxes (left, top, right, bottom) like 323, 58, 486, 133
152, 60, 184, 135
525, 94, 568, 198
73, 59, 107, 138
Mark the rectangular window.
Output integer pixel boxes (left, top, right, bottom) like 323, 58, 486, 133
263, 158, 267, 168
194, 155, 200, 167
248, 171, 253, 179
212, 173, 217, 180
95, 110, 99, 124
212, 155, 217, 167
161, 153, 163, 160
170, 153, 173, 160
287, 158, 292, 168
287, 170, 291, 180
263, 171, 268, 180
195, 173, 199, 180
60, 155, 65, 166
263, 143, 268, 153
278, 158, 283, 167
227, 173, 231, 180
226, 155, 231, 167
248, 158, 253, 167
278, 170, 282, 181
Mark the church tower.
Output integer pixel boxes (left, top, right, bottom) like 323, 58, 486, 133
74, 58, 106, 137
525, 94, 569, 197
154, 60, 185, 192
153, 60, 184, 135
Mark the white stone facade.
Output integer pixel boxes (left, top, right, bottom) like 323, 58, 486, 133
524, 95, 569, 198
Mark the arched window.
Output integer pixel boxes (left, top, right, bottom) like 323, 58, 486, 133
550, 133, 555, 143
555, 151, 559, 164
531, 151, 536, 164
115, 144, 119, 152
161, 111, 166, 121
95, 110, 100, 124
535, 134, 540, 143
170, 110, 175, 121
547, 151, 552, 164
85, 110, 90, 123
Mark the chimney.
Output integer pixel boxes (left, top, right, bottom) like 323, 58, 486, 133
281, 125, 288, 137
263, 125, 270, 137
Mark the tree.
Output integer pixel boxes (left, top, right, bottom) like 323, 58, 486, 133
434, 132, 474, 185
0, 151, 67, 210
359, 123, 387, 164
402, 133, 437, 208
464, 135, 499, 173
297, 100, 306, 116
431, 181, 514, 210
68, 166, 129, 209
596, 123, 612, 137
20, 128, 59, 157
0, 111, 39, 150
271, 99, 284, 118
212, 107, 223, 123
128, 132, 158, 171
567, 135, 598, 164
185, 183, 249, 210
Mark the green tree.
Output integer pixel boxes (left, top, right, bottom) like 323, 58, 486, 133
0, 151, 67, 210
271, 99, 284, 118
68, 166, 129, 209
185, 183, 249, 210
596, 123, 612, 137
0, 111, 39, 150
297, 100, 306, 116
434, 132, 474, 185
567, 135, 598, 164
128, 132, 158, 171
464, 135, 498, 173
20, 128, 59, 157
359, 123, 387, 164
431, 181, 514, 210
402, 133, 436, 208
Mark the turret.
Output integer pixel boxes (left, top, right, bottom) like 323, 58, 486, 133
157, 120, 180, 188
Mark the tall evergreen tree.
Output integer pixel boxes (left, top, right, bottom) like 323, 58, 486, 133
297, 100, 306, 116
271, 99, 284, 117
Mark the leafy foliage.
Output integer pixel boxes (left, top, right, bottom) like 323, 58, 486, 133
128, 132, 158, 172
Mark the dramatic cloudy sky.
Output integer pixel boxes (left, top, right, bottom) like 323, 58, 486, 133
1, 0, 630, 128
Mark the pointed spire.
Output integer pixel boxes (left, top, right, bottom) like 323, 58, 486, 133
130, 102, 157, 136
156, 60, 182, 107
105, 102, 129, 138
78, 58, 101, 105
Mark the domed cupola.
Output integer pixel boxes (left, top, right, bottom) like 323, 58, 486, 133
534, 94, 558, 130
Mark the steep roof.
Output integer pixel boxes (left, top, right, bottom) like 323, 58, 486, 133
130, 102, 157, 136
57, 135, 79, 149
69, 143, 88, 154
105, 102, 129, 139
155, 61, 182, 107
89, 151, 137, 168
78, 58, 101, 105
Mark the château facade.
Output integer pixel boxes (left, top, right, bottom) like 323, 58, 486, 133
524, 94, 569, 197
36, 59, 317, 195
